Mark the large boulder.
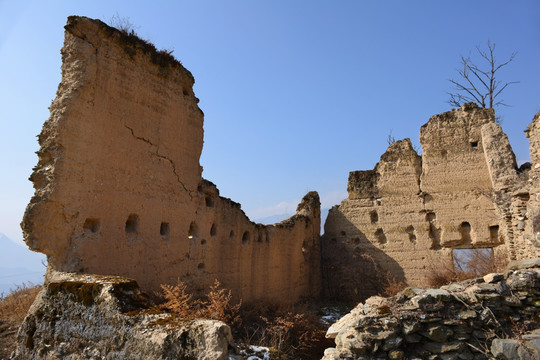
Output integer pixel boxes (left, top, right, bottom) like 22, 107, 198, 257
12, 272, 234, 359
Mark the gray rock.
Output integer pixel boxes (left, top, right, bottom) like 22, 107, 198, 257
388, 350, 405, 359
403, 321, 422, 335
491, 339, 520, 359
457, 309, 478, 320
425, 288, 451, 300
382, 336, 403, 351
423, 341, 465, 354
405, 334, 422, 343
507, 258, 540, 270
422, 324, 454, 342
484, 273, 504, 283
335, 328, 371, 354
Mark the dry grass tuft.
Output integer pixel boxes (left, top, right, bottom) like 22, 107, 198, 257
0, 284, 41, 324
0, 283, 41, 358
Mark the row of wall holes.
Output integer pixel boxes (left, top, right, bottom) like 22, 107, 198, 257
189, 221, 253, 246
87, 210, 325, 245
460, 222, 499, 242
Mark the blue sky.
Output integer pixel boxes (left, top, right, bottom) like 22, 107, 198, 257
1, 0, 539, 245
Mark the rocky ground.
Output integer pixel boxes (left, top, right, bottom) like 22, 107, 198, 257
322, 258, 540, 360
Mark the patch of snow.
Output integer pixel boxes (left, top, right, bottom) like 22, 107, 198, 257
320, 305, 350, 326
240, 345, 270, 360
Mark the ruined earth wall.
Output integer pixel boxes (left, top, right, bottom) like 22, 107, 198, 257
22, 16, 321, 303
322, 105, 512, 301
521, 111, 540, 259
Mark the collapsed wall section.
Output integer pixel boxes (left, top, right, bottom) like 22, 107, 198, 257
419, 104, 501, 250
322, 104, 513, 301
22, 16, 321, 303
521, 111, 540, 259
323, 138, 424, 300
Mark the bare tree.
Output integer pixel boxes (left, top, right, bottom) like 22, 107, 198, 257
387, 130, 396, 146
448, 41, 518, 109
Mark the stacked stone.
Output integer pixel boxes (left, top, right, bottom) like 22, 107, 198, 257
323, 259, 540, 360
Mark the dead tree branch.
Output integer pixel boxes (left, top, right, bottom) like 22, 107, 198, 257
447, 41, 518, 109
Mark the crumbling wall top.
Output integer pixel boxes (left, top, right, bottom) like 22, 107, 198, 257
65, 16, 194, 82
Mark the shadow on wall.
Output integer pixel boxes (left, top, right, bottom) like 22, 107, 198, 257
321, 209, 405, 303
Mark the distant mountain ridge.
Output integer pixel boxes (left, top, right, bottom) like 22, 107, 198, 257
0, 233, 46, 296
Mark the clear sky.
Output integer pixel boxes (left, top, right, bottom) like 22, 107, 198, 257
1, 1, 539, 245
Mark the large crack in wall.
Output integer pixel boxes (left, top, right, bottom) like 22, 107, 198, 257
124, 123, 193, 198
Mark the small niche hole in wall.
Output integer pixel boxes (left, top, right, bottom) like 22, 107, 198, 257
210, 224, 217, 237
340, 230, 346, 236
160, 222, 170, 239
375, 228, 387, 244
370, 210, 378, 224
470, 141, 478, 149
406, 225, 416, 243
489, 225, 499, 242
201, 239, 207, 245
205, 196, 214, 208
242, 231, 250, 245
426, 211, 440, 249
83, 218, 100, 234
197, 262, 205, 271
188, 221, 198, 240
125, 214, 139, 234
459, 221, 472, 243
441, 149, 448, 159
257, 232, 263, 242
229, 230, 235, 240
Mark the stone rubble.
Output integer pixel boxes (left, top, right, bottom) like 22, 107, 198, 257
322, 259, 540, 360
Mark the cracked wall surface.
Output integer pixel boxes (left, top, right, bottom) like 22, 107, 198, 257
22, 16, 321, 303
322, 104, 518, 301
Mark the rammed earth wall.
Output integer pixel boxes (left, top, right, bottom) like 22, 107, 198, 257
322, 104, 533, 301
21, 16, 321, 303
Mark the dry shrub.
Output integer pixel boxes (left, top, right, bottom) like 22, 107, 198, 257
236, 302, 332, 360
160, 279, 241, 326
380, 272, 407, 297
199, 280, 241, 326
427, 260, 459, 288
0, 283, 41, 325
160, 281, 193, 318
427, 249, 509, 287
159, 282, 331, 359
